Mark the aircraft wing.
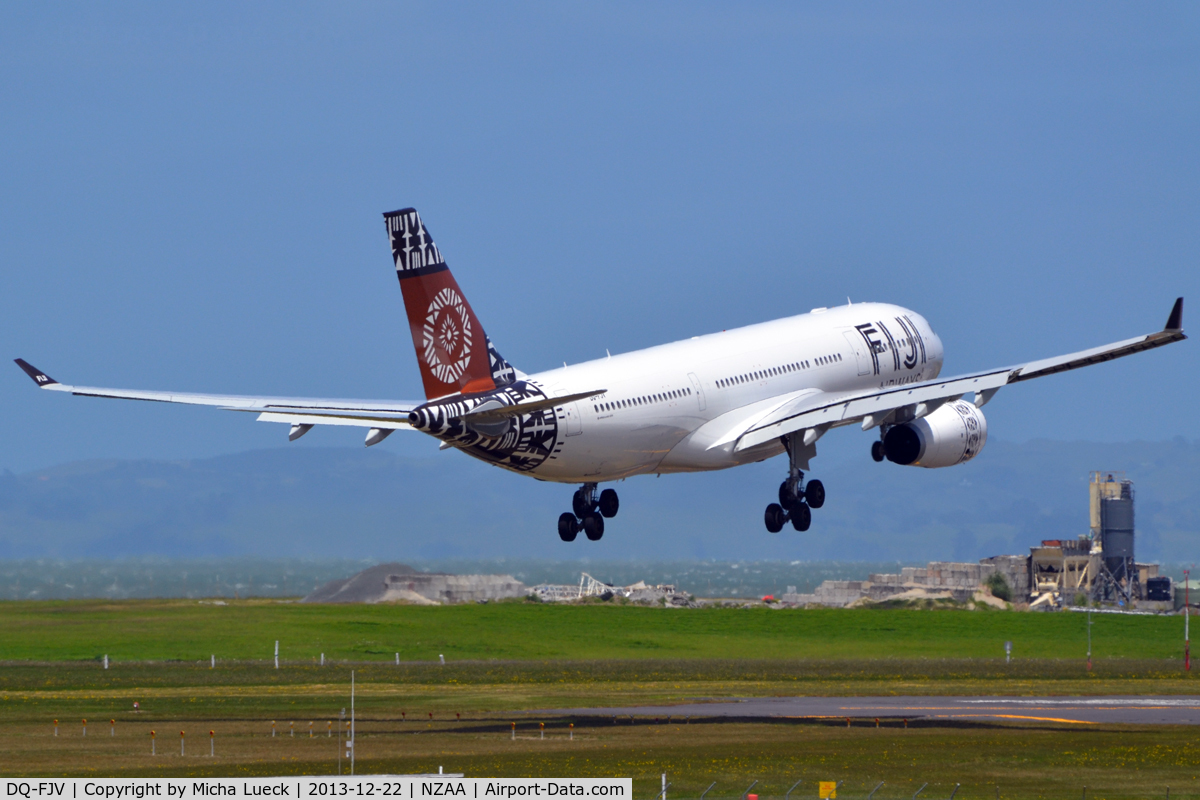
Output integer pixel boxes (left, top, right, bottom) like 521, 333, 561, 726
734, 297, 1186, 453
12, 359, 420, 435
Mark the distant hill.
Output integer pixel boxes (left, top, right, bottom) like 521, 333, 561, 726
0, 438, 1197, 562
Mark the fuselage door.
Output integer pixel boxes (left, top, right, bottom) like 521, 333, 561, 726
842, 330, 873, 376
559, 401, 583, 436
687, 373, 707, 411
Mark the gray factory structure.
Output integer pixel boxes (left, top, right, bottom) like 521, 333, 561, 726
785, 471, 1175, 611
1028, 472, 1170, 609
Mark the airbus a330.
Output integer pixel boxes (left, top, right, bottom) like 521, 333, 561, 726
16, 208, 1186, 541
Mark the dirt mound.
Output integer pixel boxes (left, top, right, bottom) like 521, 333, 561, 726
302, 563, 527, 604
302, 562, 418, 603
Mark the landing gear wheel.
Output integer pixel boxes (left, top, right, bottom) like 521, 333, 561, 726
805, 479, 825, 509
558, 512, 579, 542
598, 488, 619, 518
778, 480, 800, 509
583, 513, 605, 541
790, 503, 812, 532
871, 441, 885, 462
764, 503, 786, 533
572, 489, 591, 518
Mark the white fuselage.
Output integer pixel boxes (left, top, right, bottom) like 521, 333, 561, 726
511, 303, 944, 483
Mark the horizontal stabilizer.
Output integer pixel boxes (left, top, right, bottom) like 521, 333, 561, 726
460, 389, 606, 424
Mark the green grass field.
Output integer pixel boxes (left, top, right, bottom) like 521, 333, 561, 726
0, 598, 1191, 662
4, 716, 1199, 798
2, 599, 1198, 794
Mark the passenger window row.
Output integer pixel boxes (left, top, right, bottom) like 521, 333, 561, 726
877, 337, 914, 352
595, 387, 692, 414
714, 352, 841, 389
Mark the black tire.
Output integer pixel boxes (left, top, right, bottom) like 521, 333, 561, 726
599, 488, 619, 518
558, 513, 579, 542
778, 480, 799, 508
572, 489, 590, 518
764, 503, 785, 533
871, 441, 885, 462
805, 479, 825, 509
583, 513, 605, 541
790, 503, 812, 532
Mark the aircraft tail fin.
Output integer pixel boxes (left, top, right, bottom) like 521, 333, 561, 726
383, 208, 516, 400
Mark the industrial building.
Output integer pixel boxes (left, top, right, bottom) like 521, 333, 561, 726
1028, 472, 1171, 609
787, 471, 1174, 611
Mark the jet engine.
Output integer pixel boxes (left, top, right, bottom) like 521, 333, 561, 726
882, 400, 987, 468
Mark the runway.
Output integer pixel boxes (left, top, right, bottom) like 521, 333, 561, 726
538, 696, 1200, 725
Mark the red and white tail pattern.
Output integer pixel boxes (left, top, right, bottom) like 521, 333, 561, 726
384, 208, 515, 400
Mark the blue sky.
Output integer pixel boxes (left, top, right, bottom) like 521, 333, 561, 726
2, 2, 1198, 475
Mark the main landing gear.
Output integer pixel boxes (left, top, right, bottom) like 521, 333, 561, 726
558, 483, 619, 542
764, 434, 825, 533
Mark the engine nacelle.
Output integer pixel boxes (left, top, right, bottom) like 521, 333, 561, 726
882, 400, 987, 468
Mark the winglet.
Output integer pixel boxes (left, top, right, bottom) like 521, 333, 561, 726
1165, 297, 1184, 331
13, 359, 58, 387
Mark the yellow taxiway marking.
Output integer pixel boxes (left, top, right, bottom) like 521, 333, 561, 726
782, 713, 1095, 725
837, 705, 1185, 712
931, 713, 1096, 725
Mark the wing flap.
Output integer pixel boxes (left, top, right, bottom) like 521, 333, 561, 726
255, 411, 412, 429
704, 388, 824, 451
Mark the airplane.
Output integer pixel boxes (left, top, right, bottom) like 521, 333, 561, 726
15, 208, 1186, 542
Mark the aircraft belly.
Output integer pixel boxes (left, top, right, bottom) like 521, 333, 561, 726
528, 417, 695, 483
658, 411, 788, 472
659, 434, 785, 473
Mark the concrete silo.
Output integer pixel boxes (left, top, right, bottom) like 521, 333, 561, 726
1090, 471, 1139, 603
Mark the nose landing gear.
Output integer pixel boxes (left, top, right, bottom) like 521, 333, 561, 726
764, 434, 825, 533
559, 483, 618, 541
